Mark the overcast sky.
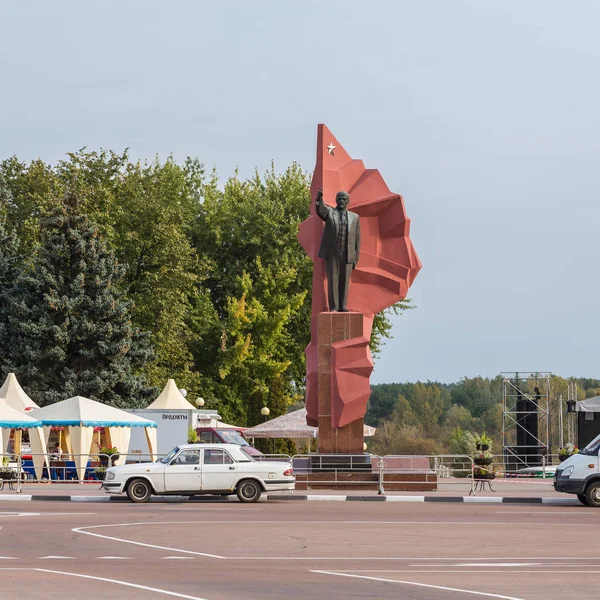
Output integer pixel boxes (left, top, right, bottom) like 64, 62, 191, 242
1, 1, 599, 384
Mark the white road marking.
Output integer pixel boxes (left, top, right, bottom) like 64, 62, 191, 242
234, 555, 600, 561
73, 522, 225, 559
495, 511, 592, 515
414, 564, 600, 568
74, 519, 597, 525
0, 512, 96, 518
28, 568, 209, 600
442, 563, 542, 567
315, 569, 600, 574
390, 556, 599, 561
97, 556, 131, 560
161, 508, 261, 511
0, 557, 16, 560
40, 512, 97, 516
163, 557, 195, 560
39, 556, 74, 559
311, 570, 525, 600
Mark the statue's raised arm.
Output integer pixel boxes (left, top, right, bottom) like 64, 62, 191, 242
315, 187, 329, 221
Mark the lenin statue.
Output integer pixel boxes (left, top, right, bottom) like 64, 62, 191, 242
315, 187, 361, 312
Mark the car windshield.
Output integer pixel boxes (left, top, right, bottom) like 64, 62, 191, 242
581, 434, 600, 456
158, 447, 180, 464
218, 430, 249, 446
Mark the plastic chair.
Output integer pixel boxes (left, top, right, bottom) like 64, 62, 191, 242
63, 460, 79, 481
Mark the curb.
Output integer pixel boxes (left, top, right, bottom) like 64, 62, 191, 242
266, 495, 581, 505
0, 494, 581, 505
0, 494, 230, 503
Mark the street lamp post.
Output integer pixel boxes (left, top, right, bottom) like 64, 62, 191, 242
260, 407, 273, 454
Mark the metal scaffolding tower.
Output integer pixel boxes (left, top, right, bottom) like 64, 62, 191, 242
567, 381, 577, 447
501, 372, 551, 472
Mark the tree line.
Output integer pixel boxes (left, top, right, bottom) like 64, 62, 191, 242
367, 376, 600, 455
0, 150, 407, 429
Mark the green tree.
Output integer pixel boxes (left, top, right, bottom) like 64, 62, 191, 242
1, 151, 209, 397
4, 191, 156, 406
390, 394, 419, 427
366, 383, 407, 425
370, 422, 441, 456
480, 404, 502, 438
0, 181, 23, 373
450, 376, 501, 418
57, 150, 207, 396
202, 260, 307, 425
444, 405, 474, 431
410, 383, 451, 432
192, 164, 313, 398
0, 156, 62, 250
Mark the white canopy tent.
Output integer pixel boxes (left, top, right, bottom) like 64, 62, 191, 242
0, 373, 40, 412
30, 396, 157, 481
146, 379, 192, 410
0, 398, 48, 479
576, 396, 600, 412
243, 408, 376, 441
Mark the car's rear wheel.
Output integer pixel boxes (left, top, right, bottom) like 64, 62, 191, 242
126, 478, 152, 503
236, 479, 262, 503
585, 482, 600, 507
578, 494, 589, 506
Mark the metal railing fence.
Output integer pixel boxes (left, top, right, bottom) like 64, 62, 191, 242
0, 450, 562, 493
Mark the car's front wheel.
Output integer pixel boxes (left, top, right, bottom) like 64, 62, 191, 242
236, 479, 262, 503
578, 493, 589, 506
126, 478, 152, 503
585, 482, 600, 507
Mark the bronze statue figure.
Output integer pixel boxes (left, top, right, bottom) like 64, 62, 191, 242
316, 187, 360, 312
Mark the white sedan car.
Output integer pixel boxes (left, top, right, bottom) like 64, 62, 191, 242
102, 443, 295, 503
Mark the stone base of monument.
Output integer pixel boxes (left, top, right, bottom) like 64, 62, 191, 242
316, 311, 368, 454
295, 472, 437, 492
310, 454, 372, 472
308, 310, 439, 491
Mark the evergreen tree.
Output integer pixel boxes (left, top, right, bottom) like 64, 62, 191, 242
0, 179, 23, 375
4, 190, 156, 407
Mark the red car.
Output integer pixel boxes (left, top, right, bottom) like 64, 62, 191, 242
195, 427, 263, 457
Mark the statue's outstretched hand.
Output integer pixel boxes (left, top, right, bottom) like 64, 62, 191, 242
316, 187, 323, 202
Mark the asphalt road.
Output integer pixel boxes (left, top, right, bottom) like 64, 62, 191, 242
0, 499, 596, 600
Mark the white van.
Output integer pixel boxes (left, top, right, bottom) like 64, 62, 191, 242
554, 433, 600, 506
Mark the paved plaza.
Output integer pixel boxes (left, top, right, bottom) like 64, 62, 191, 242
0, 497, 595, 599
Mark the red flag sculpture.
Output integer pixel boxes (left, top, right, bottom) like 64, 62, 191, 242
298, 125, 421, 431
